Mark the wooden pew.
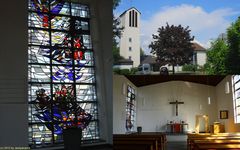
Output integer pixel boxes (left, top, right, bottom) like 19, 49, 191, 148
195, 143, 240, 150
114, 138, 156, 150
113, 132, 166, 150
193, 139, 240, 150
187, 133, 240, 150
131, 132, 167, 150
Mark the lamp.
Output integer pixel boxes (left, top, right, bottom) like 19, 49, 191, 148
208, 97, 211, 105
207, 76, 211, 105
225, 81, 230, 94
122, 83, 126, 95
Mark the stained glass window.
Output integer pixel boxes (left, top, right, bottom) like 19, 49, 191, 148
232, 75, 240, 123
28, 0, 99, 147
126, 85, 136, 132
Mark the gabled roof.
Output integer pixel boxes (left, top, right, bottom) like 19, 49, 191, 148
119, 7, 141, 18
141, 55, 157, 64
192, 42, 206, 51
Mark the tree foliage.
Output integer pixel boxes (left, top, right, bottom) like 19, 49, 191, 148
113, 44, 124, 64
113, 0, 122, 39
204, 17, 240, 75
113, 0, 124, 65
140, 47, 145, 57
149, 23, 194, 74
182, 64, 198, 72
225, 17, 240, 74
204, 39, 228, 75
113, 0, 121, 10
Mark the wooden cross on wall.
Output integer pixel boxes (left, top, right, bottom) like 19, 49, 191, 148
169, 100, 184, 116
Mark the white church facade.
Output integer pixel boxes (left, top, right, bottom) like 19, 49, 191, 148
119, 7, 141, 68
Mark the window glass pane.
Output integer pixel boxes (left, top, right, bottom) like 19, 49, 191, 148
29, 29, 50, 46
51, 48, 72, 65
28, 84, 51, 102
76, 85, 96, 102
71, 3, 90, 18
28, 1, 98, 147
232, 75, 240, 123
51, 16, 71, 30
28, 0, 49, 12
126, 85, 136, 132
29, 12, 49, 29
28, 46, 50, 64
51, 31, 69, 47
50, 1, 70, 15
28, 65, 51, 82
30, 124, 53, 145
235, 82, 240, 91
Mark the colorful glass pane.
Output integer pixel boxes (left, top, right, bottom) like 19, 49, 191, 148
28, 0, 99, 147
28, 29, 50, 46
76, 84, 96, 102
126, 85, 136, 132
28, 65, 51, 82
28, 46, 50, 64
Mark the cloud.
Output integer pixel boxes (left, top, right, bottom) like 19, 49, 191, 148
141, 4, 238, 54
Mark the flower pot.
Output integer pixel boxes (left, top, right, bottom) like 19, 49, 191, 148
137, 126, 142, 134
63, 128, 82, 150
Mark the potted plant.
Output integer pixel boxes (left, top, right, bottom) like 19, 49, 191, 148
34, 85, 92, 149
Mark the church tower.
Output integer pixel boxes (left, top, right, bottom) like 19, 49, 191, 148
119, 7, 141, 67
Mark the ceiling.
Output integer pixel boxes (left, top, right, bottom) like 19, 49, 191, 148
125, 75, 226, 87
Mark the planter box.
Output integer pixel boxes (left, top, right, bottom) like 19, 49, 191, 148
63, 128, 82, 150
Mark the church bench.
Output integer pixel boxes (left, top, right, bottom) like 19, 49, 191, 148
194, 143, 240, 150
113, 139, 156, 150
113, 133, 166, 150
130, 132, 167, 150
187, 133, 240, 150
192, 139, 240, 150
189, 137, 240, 150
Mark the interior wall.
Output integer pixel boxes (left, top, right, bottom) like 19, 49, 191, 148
113, 75, 137, 134
88, 0, 113, 144
216, 75, 240, 132
137, 81, 218, 132
0, 0, 112, 146
0, 0, 28, 147
113, 75, 219, 133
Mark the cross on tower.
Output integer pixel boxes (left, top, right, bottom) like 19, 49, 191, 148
169, 100, 184, 116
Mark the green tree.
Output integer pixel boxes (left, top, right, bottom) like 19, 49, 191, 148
113, 0, 124, 65
225, 17, 240, 74
204, 39, 228, 75
182, 64, 198, 72
140, 47, 145, 57
113, 44, 124, 64
113, 0, 121, 10
149, 23, 194, 74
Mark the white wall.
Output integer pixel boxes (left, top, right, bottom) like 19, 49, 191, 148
197, 51, 206, 66
113, 75, 219, 134
216, 75, 240, 132
137, 81, 217, 132
113, 75, 137, 134
0, 0, 113, 146
119, 8, 140, 67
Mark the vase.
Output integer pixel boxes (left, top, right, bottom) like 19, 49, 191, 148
63, 128, 82, 150
137, 126, 142, 134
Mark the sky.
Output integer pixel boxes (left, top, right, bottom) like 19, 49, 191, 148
114, 0, 240, 54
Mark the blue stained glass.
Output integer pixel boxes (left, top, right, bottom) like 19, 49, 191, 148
28, 0, 99, 147
50, 0, 70, 15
